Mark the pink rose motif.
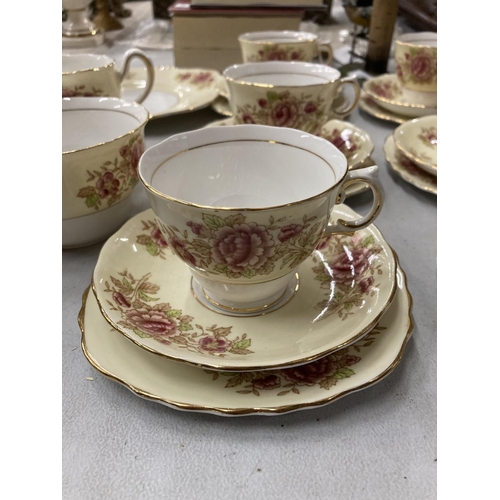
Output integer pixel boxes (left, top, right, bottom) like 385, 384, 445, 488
192, 72, 213, 84
342, 354, 361, 366
396, 64, 403, 80
252, 374, 281, 390
112, 291, 130, 308
178, 72, 192, 81
199, 336, 229, 353
96, 172, 120, 198
151, 227, 168, 248
278, 223, 303, 243
242, 114, 255, 124
304, 102, 317, 114
328, 247, 373, 285
210, 223, 275, 273
266, 50, 287, 61
62, 88, 77, 97
169, 235, 197, 266
271, 99, 300, 128
130, 136, 145, 176
315, 235, 333, 250
281, 356, 338, 385
187, 221, 204, 236
410, 54, 434, 82
125, 308, 177, 339
290, 51, 300, 60
358, 276, 374, 293
258, 99, 268, 108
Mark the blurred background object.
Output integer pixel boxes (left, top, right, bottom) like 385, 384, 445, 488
398, 0, 437, 32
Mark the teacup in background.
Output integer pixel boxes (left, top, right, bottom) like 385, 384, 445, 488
238, 31, 333, 65
395, 32, 437, 107
138, 125, 383, 315
223, 62, 360, 135
62, 49, 155, 104
62, 97, 149, 247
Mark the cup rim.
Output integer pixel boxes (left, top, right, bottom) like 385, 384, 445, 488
223, 61, 341, 89
138, 125, 348, 212
396, 31, 437, 48
62, 53, 115, 75
62, 97, 149, 155
238, 30, 318, 44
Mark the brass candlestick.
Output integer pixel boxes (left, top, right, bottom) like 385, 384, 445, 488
92, 0, 124, 31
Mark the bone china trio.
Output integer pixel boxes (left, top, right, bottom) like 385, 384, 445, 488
63, 28, 437, 415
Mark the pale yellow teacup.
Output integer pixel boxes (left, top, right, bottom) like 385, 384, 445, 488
62, 49, 155, 103
238, 30, 332, 65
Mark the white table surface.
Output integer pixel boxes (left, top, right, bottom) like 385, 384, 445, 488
62, 3, 437, 499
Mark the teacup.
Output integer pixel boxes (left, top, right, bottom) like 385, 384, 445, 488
394, 32, 437, 107
62, 49, 155, 104
138, 125, 383, 314
238, 31, 333, 65
222, 62, 360, 134
62, 97, 149, 247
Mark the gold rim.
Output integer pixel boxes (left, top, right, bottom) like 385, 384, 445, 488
62, 58, 113, 74
140, 138, 348, 212
90, 243, 399, 372
191, 273, 300, 315
363, 76, 434, 110
383, 135, 437, 195
62, 113, 147, 155
78, 257, 413, 415
359, 92, 406, 124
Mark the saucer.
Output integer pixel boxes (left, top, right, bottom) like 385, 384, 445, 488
359, 91, 407, 124
92, 206, 397, 372
121, 66, 220, 119
80, 264, 413, 416
362, 74, 437, 118
203, 117, 373, 198
393, 115, 437, 175
383, 134, 437, 195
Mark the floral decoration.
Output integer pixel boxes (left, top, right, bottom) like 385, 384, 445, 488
324, 128, 360, 162
234, 90, 327, 134
158, 212, 323, 279
367, 80, 401, 100
205, 326, 386, 396
62, 85, 104, 97
310, 232, 383, 321
247, 45, 308, 62
396, 149, 437, 185
396, 48, 437, 87
176, 71, 215, 89
103, 270, 254, 356
136, 219, 170, 259
76, 134, 144, 211
418, 126, 437, 148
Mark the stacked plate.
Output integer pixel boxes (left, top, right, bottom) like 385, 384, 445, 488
383, 115, 437, 195
80, 203, 414, 416
360, 73, 437, 124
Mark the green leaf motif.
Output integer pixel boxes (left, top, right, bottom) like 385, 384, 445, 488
202, 213, 226, 230
178, 322, 193, 332
146, 242, 158, 256
334, 367, 355, 379
138, 290, 159, 302
167, 309, 182, 318
267, 91, 279, 102
122, 278, 132, 289
133, 328, 152, 339
242, 268, 256, 279
233, 339, 251, 350
86, 194, 99, 208
362, 235, 375, 247
214, 264, 229, 273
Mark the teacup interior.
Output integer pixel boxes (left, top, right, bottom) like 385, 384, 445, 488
150, 140, 337, 208
242, 73, 328, 86
62, 109, 141, 152
62, 54, 113, 72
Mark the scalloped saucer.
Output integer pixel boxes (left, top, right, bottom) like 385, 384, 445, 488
80, 264, 412, 416
92, 206, 397, 372
121, 66, 220, 119
393, 115, 437, 175
359, 91, 407, 124
383, 134, 437, 195
203, 117, 374, 198
362, 74, 437, 118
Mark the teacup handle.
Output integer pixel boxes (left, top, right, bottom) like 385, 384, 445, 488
118, 48, 155, 104
331, 76, 361, 116
325, 165, 384, 234
318, 43, 333, 65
